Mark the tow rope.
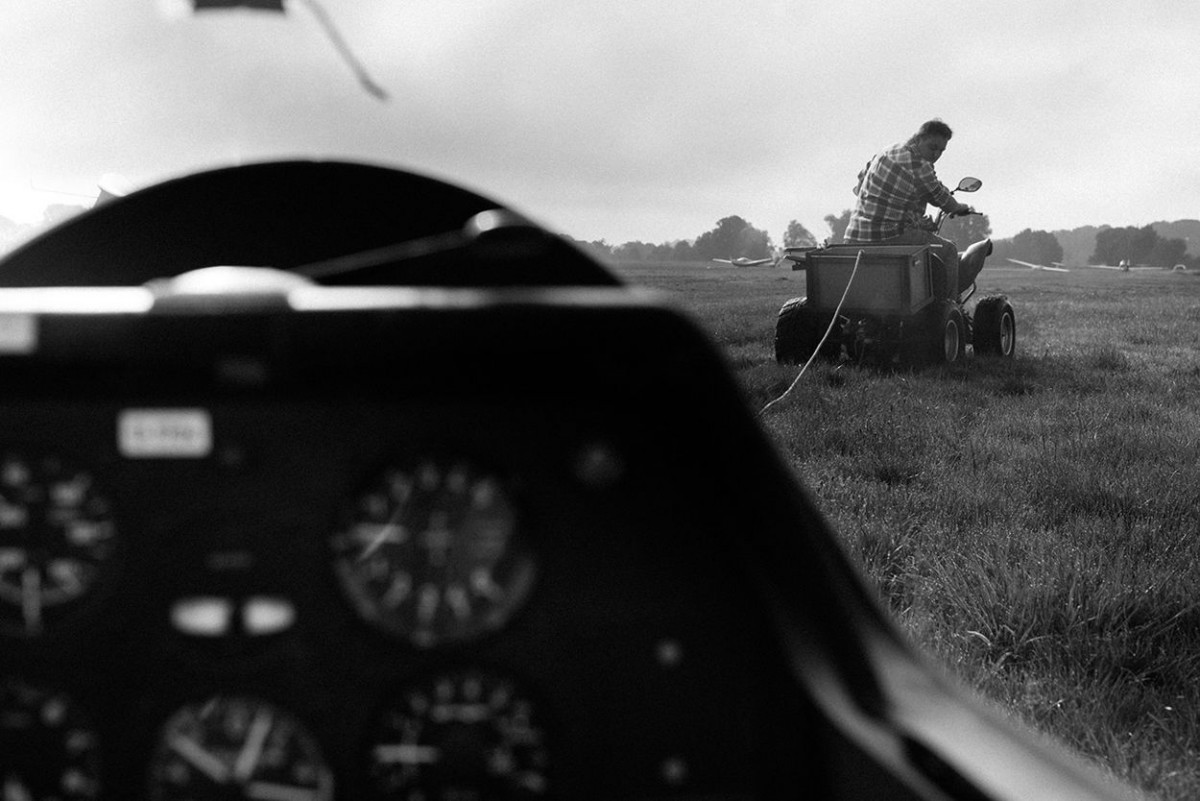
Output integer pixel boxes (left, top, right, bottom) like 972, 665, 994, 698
759, 249, 863, 416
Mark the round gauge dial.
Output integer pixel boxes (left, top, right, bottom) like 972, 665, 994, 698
330, 459, 536, 647
0, 680, 102, 801
0, 452, 118, 637
367, 668, 549, 800
147, 695, 333, 801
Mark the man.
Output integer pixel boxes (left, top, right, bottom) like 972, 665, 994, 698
845, 119, 989, 299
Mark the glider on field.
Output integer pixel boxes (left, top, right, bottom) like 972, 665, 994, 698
712, 256, 774, 267
1046, 259, 1162, 272
1007, 258, 1069, 272
1077, 259, 1160, 272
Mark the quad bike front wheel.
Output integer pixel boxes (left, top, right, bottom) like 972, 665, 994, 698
973, 296, 1016, 357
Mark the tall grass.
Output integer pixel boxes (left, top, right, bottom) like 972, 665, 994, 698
617, 260, 1200, 799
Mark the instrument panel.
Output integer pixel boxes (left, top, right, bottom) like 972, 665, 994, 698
0, 393, 806, 800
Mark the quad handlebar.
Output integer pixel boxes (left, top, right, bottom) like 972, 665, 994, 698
932, 176, 983, 233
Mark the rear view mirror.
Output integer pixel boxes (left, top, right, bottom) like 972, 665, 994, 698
956, 176, 982, 193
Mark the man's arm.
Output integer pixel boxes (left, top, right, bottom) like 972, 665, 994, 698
911, 159, 969, 213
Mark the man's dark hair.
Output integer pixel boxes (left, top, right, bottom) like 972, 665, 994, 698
915, 119, 953, 140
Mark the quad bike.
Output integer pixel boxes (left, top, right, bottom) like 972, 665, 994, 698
774, 177, 1016, 366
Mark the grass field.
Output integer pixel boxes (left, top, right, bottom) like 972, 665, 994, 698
611, 259, 1200, 800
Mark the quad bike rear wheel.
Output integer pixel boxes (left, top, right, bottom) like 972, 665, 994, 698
909, 301, 965, 365
774, 297, 840, 364
938, 305, 965, 364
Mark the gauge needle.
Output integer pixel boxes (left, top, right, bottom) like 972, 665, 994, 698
359, 517, 408, 560
233, 708, 274, 781
245, 780, 328, 801
21, 567, 41, 634
169, 735, 231, 784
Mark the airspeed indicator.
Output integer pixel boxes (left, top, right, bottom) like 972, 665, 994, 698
330, 458, 536, 647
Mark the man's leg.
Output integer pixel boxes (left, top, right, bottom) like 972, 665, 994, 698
958, 238, 993, 295
930, 236, 959, 300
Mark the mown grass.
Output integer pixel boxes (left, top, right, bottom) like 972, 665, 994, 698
614, 260, 1200, 799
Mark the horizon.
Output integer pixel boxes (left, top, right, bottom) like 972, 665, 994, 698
2, 202, 1195, 258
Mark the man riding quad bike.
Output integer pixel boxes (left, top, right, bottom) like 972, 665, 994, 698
774, 120, 1015, 365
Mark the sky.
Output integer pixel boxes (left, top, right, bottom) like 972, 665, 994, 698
0, 0, 1196, 248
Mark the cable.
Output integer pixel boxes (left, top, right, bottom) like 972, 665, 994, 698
760, 249, 863, 416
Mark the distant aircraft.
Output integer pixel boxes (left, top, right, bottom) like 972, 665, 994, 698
711, 257, 774, 267
30, 173, 131, 207
1007, 258, 1069, 273
95, 173, 132, 206
1057, 259, 1161, 272
1079, 259, 1162, 272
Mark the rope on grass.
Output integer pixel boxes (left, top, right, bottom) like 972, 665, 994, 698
759, 249, 863, 416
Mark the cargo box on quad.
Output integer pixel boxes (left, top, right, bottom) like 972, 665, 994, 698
773, 242, 1015, 366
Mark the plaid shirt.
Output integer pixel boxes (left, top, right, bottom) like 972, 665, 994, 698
844, 142, 953, 242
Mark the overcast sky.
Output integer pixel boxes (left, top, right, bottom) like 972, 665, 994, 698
0, 1, 1196, 247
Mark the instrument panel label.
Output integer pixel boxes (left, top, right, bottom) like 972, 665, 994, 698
118, 409, 213, 458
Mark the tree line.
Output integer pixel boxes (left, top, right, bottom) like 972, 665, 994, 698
570, 210, 990, 263
575, 212, 1198, 270
569, 214, 818, 263
570, 215, 782, 263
